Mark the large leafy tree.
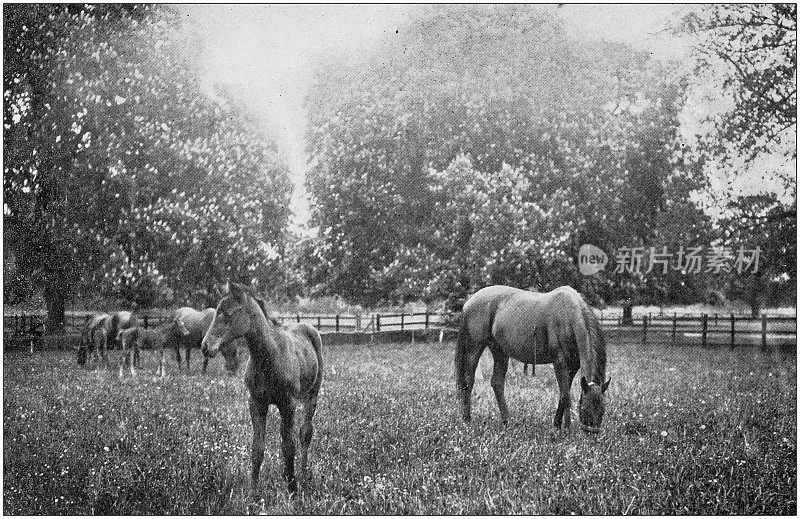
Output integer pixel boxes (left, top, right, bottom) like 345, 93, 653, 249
677, 4, 796, 314
4, 5, 155, 329
305, 5, 708, 308
4, 5, 292, 329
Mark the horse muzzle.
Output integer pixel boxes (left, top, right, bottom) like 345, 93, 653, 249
200, 339, 216, 358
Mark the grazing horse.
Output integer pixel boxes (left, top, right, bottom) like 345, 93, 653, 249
78, 311, 137, 367
201, 282, 323, 495
455, 285, 610, 432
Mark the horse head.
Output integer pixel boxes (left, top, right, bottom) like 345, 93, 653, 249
578, 376, 611, 433
175, 317, 190, 337
202, 281, 257, 358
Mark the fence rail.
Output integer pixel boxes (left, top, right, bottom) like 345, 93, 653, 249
3, 310, 797, 349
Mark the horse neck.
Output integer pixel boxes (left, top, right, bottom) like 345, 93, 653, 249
242, 297, 281, 367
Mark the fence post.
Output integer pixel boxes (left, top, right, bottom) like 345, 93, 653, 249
714, 313, 718, 326
317, 316, 322, 330
642, 315, 647, 346
425, 311, 429, 329
335, 314, 340, 333
143, 315, 149, 329
400, 313, 404, 331
376, 314, 381, 332
730, 313, 735, 349
761, 314, 768, 351
296, 314, 301, 323
701, 314, 708, 347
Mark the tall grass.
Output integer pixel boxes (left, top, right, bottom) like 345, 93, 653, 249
3, 340, 796, 514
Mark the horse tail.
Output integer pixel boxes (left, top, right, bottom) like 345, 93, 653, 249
298, 323, 324, 394
454, 311, 471, 393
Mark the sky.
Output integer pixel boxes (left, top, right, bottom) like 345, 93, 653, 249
177, 4, 792, 229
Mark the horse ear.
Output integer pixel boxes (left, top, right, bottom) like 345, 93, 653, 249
580, 376, 590, 393
602, 377, 611, 393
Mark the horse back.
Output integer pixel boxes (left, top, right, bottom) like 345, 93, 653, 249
463, 285, 535, 342
171, 307, 209, 347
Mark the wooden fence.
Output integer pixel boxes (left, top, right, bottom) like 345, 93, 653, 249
3, 310, 797, 349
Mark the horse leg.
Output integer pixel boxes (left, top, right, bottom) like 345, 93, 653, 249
185, 346, 191, 373
277, 398, 297, 494
553, 363, 578, 430
158, 348, 166, 378
249, 398, 268, 498
100, 337, 109, 368
130, 347, 137, 377
202, 354, 209, 375
299, 396, 318, 486
118, 347, 126, 378
174, 346, 182, 373
458, 341, 486, 423
489, 349, 510, 425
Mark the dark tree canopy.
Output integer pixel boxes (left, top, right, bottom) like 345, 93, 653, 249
4, 4, 293, 328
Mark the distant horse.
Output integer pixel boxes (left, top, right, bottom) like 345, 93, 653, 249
116, 308, 238, 377
171, 307, 222, 374
78, 313, 108, 366
455, 285, 610, 432
202, 282, 323, 495
77, 311, 137, 367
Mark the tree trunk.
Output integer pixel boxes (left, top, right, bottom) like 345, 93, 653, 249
621, 300, 634, 326
43, 282, 67, 335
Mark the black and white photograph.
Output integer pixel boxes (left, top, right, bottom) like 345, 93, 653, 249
3, 3, 796, 515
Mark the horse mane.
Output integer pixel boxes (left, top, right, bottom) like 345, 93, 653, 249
253, 295, 282, 327
580, 298, 606, 380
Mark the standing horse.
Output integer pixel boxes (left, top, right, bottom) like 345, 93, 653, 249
116, 309, 237, 377
116, 323, 181, 378
201, 282, 323, 495
172, 307, 221, 374
78, 311, 137, 367
455, 285, 610, 432
78, 313, 108, 366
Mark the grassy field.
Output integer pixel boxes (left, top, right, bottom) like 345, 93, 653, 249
3, 339, 796, 514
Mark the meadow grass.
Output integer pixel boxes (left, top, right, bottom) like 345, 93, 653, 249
3, 339, 796, 514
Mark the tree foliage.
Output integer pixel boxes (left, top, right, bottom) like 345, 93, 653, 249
677, 4, 797, 314
677, 4, 796, 166
305, 5, 709, 308
4, 5, 293, 327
